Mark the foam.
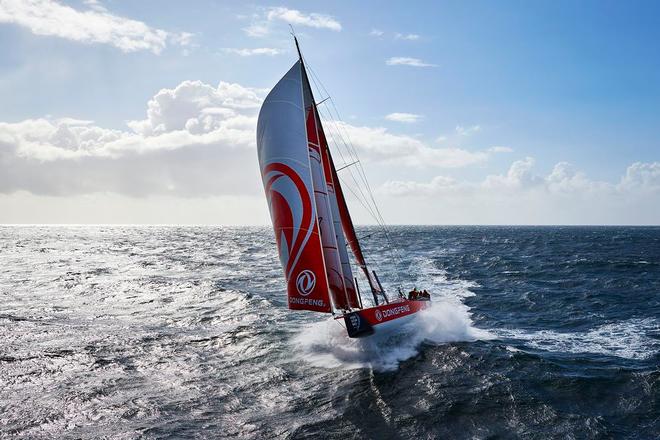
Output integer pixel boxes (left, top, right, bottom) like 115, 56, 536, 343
291, 261, 493, 372
497, 318, 660, 360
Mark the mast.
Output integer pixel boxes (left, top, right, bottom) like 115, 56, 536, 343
296, 35, 356, 311
294, 35, 303, 61
294, 33, 384, 306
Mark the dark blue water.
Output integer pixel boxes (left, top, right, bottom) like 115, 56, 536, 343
1, 226, 658, 439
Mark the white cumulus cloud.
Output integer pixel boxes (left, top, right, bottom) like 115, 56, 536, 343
2, 79, 657, 225
0, 0, 191, 54
394, 33, 420, 41
381, 158, 660, 198
266, 7, 341, 31
455, 125, 481, 136
243, 22, 270, 38
385, 112, 423, 123
0, 77, 496, 200
381, 175, 459, 197
325, 122, 490, 168
222, 47, 282, 56
487, 146, 514, 153
386, 57, 436, 67
618, 162, 660, 192
0, 80, 268, 196
377, 159, 660, 224
483, 157, 542, 189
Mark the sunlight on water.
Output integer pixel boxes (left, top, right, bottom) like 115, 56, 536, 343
1, 225, 658, 438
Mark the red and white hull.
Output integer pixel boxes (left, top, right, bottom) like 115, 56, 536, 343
340, 298, 431, 338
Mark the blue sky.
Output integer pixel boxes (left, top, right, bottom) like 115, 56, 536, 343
0, 0, 658, 224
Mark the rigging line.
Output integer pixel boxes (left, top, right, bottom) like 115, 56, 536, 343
307, 73, 399, 258
299, 52, 380, 223
304, 69, 360, 187
338, 174, 382, 226
312, 86, 396, 261
307, 73, 398, 248
326, 113, 387, 231
336, 160, 360, 172
312, 99, 381, 223
311, 99, 381, 224
305, 63, 406, 287
305, 64, 375, 192
303, 65, 366, 181
326, 138, 375, 217
306, 72, 381, 221
333, 145, 406, 292
305, 73, 365, 185
321, 105, 405, 275
304, 60, 406, 288
315, 108, 376, 219
323, 123, 380, 224
303, 62, 396, 291
298, 45, 403, 294
319, 111, 371, 203
299, 53, 387, 297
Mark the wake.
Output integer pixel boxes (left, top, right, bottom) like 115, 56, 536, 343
291, 280, 492, 372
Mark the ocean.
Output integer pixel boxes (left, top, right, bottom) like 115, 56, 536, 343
1, 225, 658, 439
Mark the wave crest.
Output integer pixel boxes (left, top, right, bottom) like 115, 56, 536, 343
292, 295, 492, 372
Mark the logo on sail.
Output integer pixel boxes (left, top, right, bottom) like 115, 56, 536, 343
296, 270, 316, 296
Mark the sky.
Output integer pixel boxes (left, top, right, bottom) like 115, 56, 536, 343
0, 0, 659, 225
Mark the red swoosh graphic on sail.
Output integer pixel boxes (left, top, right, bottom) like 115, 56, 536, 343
263, 162, 314, 278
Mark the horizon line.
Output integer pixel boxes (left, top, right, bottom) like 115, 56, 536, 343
1, 223, 659, 227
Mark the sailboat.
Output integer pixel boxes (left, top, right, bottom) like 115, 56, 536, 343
257, 36, 431, 338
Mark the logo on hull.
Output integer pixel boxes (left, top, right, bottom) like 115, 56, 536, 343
349, 314, 361, 328
375, 309, 383, 321
382, 305, 411, 318
296, 270, 316, 296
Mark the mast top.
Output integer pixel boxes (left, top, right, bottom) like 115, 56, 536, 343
290, 25, 303, 62
294, 35, 303, 61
